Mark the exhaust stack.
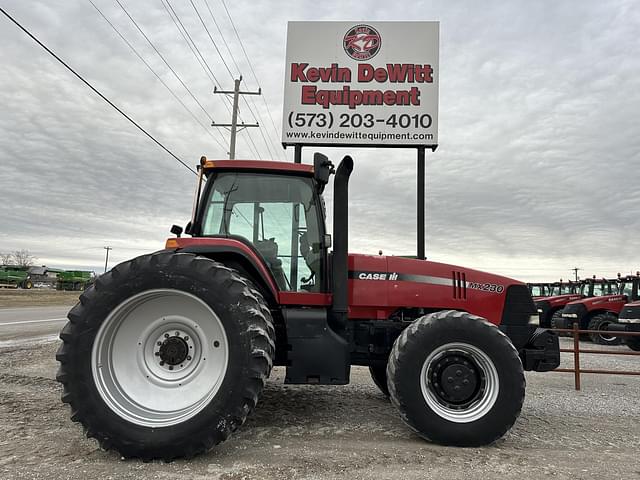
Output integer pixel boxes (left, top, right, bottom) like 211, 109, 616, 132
331, 155, 354, 331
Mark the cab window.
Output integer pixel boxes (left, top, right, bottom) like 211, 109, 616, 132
201, 172, 323, 292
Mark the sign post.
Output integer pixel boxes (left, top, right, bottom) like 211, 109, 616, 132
282, 21, 439, 258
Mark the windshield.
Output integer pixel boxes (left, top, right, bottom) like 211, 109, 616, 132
200, 172, 323, 292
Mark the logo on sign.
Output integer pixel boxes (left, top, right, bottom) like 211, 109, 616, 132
343, 24, 381, 61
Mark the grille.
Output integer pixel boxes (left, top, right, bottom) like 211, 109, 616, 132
501, 285, 536, 326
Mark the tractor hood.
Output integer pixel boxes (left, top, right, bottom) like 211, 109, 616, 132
347, 253, 533, 325
536, 294, 584, 306
566, 295, 627, 309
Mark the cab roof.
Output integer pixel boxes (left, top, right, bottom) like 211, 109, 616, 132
201, 159, 314, 175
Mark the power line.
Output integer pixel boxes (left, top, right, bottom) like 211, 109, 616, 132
241, 96, 276, 158
162, 0, 257, 158
189, 0, 265, 158
203, 0, 242, 76
114, 0, 215, 125
186, 0, 264, 156
200, 0, 280, 157
161, 0, 219, 87
220, 0, 282, 144
189, 0, 234, 79
0, 6, 195, 175
88, 0, 226, 152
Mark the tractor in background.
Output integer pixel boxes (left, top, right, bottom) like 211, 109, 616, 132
560, 274, 640, 344
608, 300, 640, 351
535, 280, 584, 328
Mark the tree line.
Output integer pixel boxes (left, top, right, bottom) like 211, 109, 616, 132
0, 250, 37, 267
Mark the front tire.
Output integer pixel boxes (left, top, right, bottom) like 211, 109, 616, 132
387, 310, 525, 447
588, 313, 622, 345
56, 252, 275, 460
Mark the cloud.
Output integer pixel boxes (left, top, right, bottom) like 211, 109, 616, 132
0, 0, 638, 281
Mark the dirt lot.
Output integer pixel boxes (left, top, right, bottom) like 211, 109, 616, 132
0, 337, 639, 480
0, 289, 80, 308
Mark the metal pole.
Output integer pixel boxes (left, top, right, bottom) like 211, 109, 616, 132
229, 78, 241, 160
417, 146, 426, 260
294, 144, 302, 164
573, 321, 581, 391
211, 77, 260, 159
103, 246, 112, 273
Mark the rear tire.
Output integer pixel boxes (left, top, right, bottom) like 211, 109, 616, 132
588, 313, 622, 345
56, 252, 275, 460
369, 365, 389, 397
387, 310, 525, 447
624, 336, 640, 351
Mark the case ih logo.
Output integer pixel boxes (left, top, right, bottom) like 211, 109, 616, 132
343, 24, 381, 61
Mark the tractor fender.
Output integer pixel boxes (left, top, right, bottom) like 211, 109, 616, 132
168, 239, 279, 304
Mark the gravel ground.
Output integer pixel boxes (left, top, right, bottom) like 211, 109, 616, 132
0, 338, 639, 480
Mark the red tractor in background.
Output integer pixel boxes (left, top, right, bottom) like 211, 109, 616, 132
56, 154, 559, 460
534, 280, 585, 328
559, 275, 640, 344
608, 300, 640, 351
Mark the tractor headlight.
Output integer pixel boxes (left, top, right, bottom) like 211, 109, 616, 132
536, 308, 543, 313
528, 314, 540, 326
563, 313, 578, 318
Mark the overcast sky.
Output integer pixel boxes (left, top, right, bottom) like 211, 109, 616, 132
1, 0, 638, 282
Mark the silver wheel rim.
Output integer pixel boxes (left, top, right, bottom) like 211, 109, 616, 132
420, 342, 499, 423
91, 289, 229, 427
596, 321, 618, 343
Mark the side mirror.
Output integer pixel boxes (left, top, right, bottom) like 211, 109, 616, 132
170, 224, 183, 237
313, 152, 335, 193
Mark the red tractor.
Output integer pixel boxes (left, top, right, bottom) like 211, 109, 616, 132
534, 280, 585, 328
608, 300, 640, 351
56, 154, 559, 460
559, 275, 640, 344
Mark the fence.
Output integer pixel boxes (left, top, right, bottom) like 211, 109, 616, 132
550, 323, 640, 390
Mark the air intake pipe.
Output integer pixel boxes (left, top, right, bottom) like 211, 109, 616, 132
331, 155, 354, 332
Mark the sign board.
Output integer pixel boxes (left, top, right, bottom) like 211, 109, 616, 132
282, 21, 439, 148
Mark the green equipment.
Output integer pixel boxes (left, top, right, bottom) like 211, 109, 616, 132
0, 265, 32, 289
56, 270, 93, 291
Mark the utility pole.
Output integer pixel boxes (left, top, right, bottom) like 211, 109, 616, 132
104, 246, 112, 273
572, 267, 580, 282
211, 76, 261, 159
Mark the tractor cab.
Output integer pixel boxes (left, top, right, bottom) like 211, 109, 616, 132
528, 282, 551, 298
199, 168, 321, 291
187, 157, 334, 293
617, 274, 640, 301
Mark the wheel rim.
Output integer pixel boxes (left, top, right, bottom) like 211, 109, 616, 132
596, 321, 618, 343
91, 289, 229, 427
420, 342, 499, 423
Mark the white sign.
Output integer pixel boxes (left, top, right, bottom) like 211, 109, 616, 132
282, 21, 439, 147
